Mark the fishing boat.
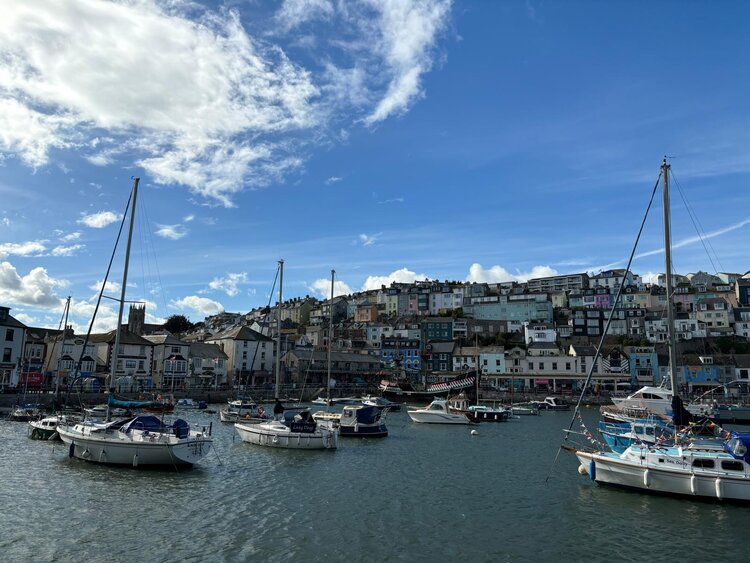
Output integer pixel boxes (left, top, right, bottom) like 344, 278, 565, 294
565, 159, 750, 502
235, 262, 339, 450
57, 178, 213, 467
407, 399, 475, 424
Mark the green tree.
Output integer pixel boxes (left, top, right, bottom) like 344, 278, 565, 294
164, 314, 194, 335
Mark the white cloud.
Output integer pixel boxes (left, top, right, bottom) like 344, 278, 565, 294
13, 312, 36, 326
155, 224, 188, 240
60, 231, 82, 242
78, 211, 122, 229
362, 267, 429, 290
0, 261, 67, 307
465, 263, 559, 283
358, 233, 380, 246
1, 217, 10, 226
363, 0, 452, 125
183, 214, 195, 222
325, 176, 342, 185
378, 197, 404, 204
51, 244, 84, 257
309, 278, 354, 299
89, 279, 122, 294
208, 272, 248, 297
170, 295, 224, 316
0, 1, 451, 205
641, 271, 660, 284
0, 240, 47, 258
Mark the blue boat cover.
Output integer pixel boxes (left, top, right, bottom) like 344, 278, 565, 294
725, 432, 750, 463
354, 405, 381, 425
118, 416, 165, 433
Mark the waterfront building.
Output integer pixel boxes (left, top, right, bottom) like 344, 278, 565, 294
421, 317, 454, 341
366, 323, 393, 346
453, 345, 479, 372
524, 323, 557, 345
43, 328, 97, 390
479, 345, 506, 378
680, 354, 735, 390
90, 329, 155, 391
624, 346, 659, 386
281, 349, 379, 387
144, 333, 190, 391
695, 297, 732, 331
205, 326, 274, 387
382, 336, 422, 371
425, 340, 455, 373
734, 307, 750, 339
526, 272, 589, 293
590, 269, 634, 290
21, 326, 60, 388
0, 306, 26, 391
188, 341, 228, 389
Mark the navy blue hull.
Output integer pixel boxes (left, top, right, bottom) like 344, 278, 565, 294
340, 425, 388, 438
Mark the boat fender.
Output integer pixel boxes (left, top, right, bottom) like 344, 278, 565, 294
82, 449, 91, 459
470, 429, 478, 436
715, 478, 723, 500
690, 474, 697, 495
643, 469, 650, 488
132, 454, 139, 468
272, 435, 279, 445
69, 442, 75, 458
99, 450, 107, 463
578, 464, 587, 476
589, 460, 596, 481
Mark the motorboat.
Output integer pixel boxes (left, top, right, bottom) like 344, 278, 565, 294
29, 415, 66, 440
9, 404, 43, 422
510, 405, 539, 416
407, 399, 475, 424
530, 397, 570, 411
361, 395, 401, 412
313, 405, 388, 438
84, 405, 130, 419
598, 418, 674, 453
175, 398, 207, 410
467, 404, 510, 422
610, 386, 674, 417
220, 399, 269, 423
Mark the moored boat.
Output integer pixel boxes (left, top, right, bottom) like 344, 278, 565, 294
407, 399, 475, 425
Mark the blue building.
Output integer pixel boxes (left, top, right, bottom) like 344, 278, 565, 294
624, 346, 659, 386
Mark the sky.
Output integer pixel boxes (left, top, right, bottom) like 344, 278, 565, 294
1, 0, 749, 332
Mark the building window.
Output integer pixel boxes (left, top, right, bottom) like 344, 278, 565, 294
5, 329, 13, 341
171, 346, 180, 353
552, 362, 558, 370
3, 348, 11, 362
138, 360, 144, 370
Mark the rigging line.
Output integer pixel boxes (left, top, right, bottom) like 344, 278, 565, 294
669, 170, 724, 273
138, 193, 168, 315
65, 188, 133, 408
241, 265, 280, 402
545, 171, 662, 484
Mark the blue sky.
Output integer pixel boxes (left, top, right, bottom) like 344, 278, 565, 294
1, 0, 749, 332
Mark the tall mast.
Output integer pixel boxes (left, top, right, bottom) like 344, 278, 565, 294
56, 296, 71, 397
275, 259, 283, 398
110, 177, 139, 394
327, 269, 335, 402
661, 159, 678, 393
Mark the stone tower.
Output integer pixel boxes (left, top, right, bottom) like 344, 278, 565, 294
128, 304, 145, 335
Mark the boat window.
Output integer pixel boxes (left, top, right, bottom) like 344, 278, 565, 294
692, 459, 715, 469
645, 427, 655, 436
634, 426, 644, 434
430, 404, 443, 410
641, 393, 652, 399
721, 460, 744, 471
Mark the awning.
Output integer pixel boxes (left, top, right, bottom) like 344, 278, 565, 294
535, 379, 549, 385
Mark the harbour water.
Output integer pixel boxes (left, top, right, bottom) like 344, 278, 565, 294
2, 406, 750, 562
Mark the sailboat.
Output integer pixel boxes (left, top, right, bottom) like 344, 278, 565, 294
564, 159, 750, 502
56, 178, 214, 467
234, 261, 339, 449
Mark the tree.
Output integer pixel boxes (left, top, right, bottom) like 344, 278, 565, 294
164, 314, 194, 335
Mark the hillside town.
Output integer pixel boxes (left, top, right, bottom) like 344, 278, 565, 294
2, 268, 750, 398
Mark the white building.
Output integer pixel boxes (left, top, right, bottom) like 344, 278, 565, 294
0, 306, 25, 390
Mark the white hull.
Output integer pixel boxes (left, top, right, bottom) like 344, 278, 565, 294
57, 423, 212, 466
234, 420, 338, 450
573, 446, 750, 502
407, 411, 471, 424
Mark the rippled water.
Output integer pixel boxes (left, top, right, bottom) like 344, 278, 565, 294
2, 406, 750, 562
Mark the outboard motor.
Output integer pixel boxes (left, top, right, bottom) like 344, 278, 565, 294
173, 418, 190, 439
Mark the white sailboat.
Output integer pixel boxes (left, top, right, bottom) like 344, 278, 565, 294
235, 261, 339, 450
566, 159, 750, 501
57, 178, 213, 467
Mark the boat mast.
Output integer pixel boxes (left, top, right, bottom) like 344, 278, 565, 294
661, 159, 678, 393
275, 259, 283, 399
327, 269, 334, 403
56, 296, 71, 397
109, 177, 139, 400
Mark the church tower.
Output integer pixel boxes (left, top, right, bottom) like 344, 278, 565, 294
128, 304, 145, 335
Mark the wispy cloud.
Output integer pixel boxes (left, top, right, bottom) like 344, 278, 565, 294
2, 217, 10, 227
378, 197, 404, 204
183, 214, 195, 222
0, 1, 451, 206
0, 240, 47, 258
51, 244, 84, 257
60, 231, 82, 242
325, 176, 342, 185
77, 211, 122, 229
155, 224, 188, 240
358, 233, 381, 247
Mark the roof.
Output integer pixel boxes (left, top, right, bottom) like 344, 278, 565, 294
569, 345, 597, 356
285, 349, 378, 364
428, 341, 456, 353
90, 330, 154, 346
143, 334, 187, 346
190, 342, 229, 360
0, 311, 27, 329
528, 342, 558, 350
208, 325, 273, 342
